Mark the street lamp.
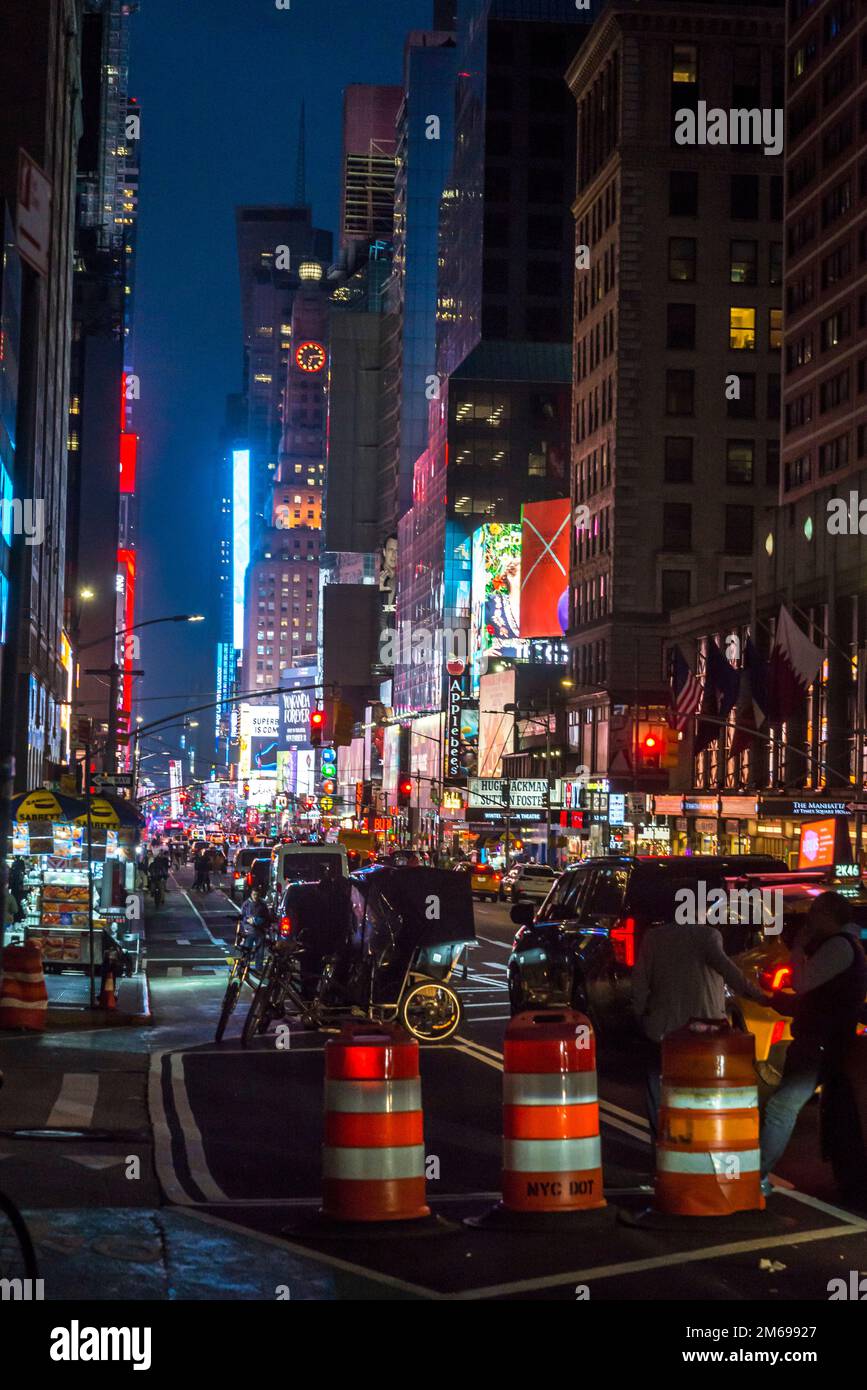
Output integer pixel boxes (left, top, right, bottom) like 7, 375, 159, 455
78, 613, 207, 774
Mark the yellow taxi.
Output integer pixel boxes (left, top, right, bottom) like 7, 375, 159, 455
728, 870, 867, 1084
454, 860, 503, 902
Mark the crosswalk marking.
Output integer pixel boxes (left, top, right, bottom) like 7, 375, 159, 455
46, 1073, 99, 1129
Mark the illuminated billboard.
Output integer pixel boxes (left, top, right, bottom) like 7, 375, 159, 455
470, 523, 522, 689
232, 448, 250, 650
520, 498, 570, 638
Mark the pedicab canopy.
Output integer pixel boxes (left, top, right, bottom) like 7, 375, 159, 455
355, 865, 476, 948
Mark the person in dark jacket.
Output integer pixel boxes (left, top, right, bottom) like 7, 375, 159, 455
238, 888, 272, 970
760, 891, 867, 1194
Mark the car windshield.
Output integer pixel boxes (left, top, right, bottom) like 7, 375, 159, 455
282, 853, 343, 882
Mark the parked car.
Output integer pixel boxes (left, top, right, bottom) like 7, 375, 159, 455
454, 860, 502, 902
500, 863, 557, 903
506, 854, 788, 1037
230, 848, 271, 903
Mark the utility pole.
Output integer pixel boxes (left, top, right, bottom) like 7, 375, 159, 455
545, 687, 553, 867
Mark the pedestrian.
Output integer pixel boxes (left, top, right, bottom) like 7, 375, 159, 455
760, 891, 867, 1196
8, 856, 27, 922
632, 907, 771, 1146
238, 887, 272, 971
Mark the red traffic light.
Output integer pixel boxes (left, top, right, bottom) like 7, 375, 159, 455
643, 734, 658, 750
399, 778, 412, 796
311, 710, 325, 727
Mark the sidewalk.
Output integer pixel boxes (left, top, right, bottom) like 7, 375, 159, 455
24, 1206, 401, 1300
43, 969, 151, 1028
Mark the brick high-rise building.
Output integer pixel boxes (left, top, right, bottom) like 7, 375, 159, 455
563, 0, 784, 786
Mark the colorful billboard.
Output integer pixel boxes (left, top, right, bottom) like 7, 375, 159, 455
520, 498, 570, 638
470, 522, 522, 689
478, 667, 516, 778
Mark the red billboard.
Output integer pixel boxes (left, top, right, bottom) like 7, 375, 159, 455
519, 498, 570, 637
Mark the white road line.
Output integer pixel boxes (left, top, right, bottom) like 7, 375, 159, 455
180, 890, 224, 946
148, 1050, 195, 1206
455, 1045, 503, 1072
46, 1073, 99, 1129
181, 1207, 439, 1300
599, 1112, 651, 1144
779, 1186, 867, 1228
476, 935, 511, 950
601, 1097, 650, 1129
168, 1052, 230, 1203
455, 1034, 505, 1061
453, 1223, 867, 1300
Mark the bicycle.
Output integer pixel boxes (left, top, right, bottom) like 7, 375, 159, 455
215, 936, 263, 1043
0, 1075, 39, 1286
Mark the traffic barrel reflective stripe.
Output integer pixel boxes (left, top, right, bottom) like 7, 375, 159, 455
655, 1019, 764, 1217
501, 1010, 606, 1213
321, 1023, 430, 1223
0, 944, 48, 1032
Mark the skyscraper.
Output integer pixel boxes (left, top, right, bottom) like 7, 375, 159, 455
340, 85, 402, 251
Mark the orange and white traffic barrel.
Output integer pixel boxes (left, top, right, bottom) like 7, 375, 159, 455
0, 942, 48, 1031
500, 1009, 605, 1214
321, 1022, 430, 1223
655, 1019, 763, 1217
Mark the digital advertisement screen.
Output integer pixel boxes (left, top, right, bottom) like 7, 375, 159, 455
797, 818, 837, 869
519, 497, 570, 638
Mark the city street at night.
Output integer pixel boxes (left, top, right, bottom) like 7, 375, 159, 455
4, 0, 867, 1361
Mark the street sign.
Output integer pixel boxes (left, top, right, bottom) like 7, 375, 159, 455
93, 772, 134, 789
845, 803, 867, 814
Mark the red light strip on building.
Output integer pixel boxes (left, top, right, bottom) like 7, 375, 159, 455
119, 432, 137, 494
118, 547, 136, 716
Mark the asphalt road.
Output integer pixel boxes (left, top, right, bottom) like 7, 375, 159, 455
4, 868, 867, 1302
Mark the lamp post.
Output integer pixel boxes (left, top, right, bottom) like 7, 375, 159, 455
78, 613, 204, 774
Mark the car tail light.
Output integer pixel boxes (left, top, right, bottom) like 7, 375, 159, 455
279, 915, 292, 938
246, 873, 252, 887
610, 916, 637, 968
760, 964, 792, 992
770, 1020, 786, 1046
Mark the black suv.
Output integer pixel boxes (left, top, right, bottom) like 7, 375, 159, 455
506, 854, 788, 1034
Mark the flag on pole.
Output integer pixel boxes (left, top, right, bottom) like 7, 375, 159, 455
767, 605, 824, 724
729, 638, 768, 758
694, 639, 741, 754
669, 646, 702, 731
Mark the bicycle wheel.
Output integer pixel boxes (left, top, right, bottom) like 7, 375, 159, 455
241, 977, 272, 1047
215, 978, 241, 1043
0, 1190, 38, 1284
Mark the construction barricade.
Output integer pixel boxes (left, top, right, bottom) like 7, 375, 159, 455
0, 942, 48, 1031
655, 1018, 763, 1217
321, 1021, 430, 1225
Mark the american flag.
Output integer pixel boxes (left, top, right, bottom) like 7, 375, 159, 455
669, 646, 702, 731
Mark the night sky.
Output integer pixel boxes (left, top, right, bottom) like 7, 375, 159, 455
129, 0, 429, 768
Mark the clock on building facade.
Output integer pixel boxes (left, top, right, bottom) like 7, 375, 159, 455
294, 340, 326, 373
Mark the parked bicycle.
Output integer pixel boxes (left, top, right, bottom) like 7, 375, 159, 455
215, 932, 266, 1042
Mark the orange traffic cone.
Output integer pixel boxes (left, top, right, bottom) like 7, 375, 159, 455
99, 956, 117, 1011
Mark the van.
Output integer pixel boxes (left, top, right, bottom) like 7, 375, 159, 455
271, 842, 349, 897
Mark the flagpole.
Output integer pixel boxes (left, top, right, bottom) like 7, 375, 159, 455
694, 714, 852, 788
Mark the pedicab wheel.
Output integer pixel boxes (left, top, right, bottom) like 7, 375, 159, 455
399, 980, 462, 1042
0, 1191, 38, 1283
215, 979, 241, 1043
241, 980, 271, 1047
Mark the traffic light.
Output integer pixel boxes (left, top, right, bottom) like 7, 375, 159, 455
661, 727, 680, 768
639, 731, 662, 770
242, 780, 250, 799
310, 708, 326, 747
397, 776, 413, 808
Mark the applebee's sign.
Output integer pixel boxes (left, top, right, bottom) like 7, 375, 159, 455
445, 658, 464, 779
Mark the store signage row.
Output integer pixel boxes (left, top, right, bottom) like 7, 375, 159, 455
652, 795, 759, 818
758, 797, 852, 818
467, 809, 545, 826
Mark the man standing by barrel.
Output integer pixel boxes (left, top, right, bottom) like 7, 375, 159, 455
761, 891, 867, 1196
633, 909, 770, 1145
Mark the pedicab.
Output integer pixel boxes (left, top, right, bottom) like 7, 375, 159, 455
241, 865, 475, 1044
